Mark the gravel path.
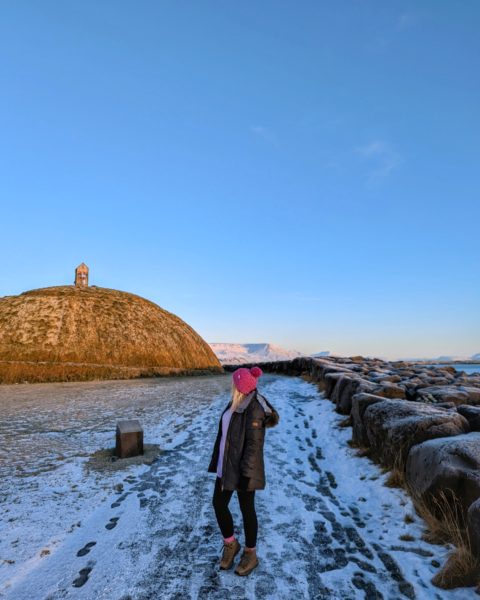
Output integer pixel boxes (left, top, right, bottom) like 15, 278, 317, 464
1, 375, 472, 599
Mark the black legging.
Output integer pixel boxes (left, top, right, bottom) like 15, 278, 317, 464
212, 477, 258, 548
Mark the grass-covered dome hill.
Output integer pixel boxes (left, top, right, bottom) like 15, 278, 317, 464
0, 285, 222, 383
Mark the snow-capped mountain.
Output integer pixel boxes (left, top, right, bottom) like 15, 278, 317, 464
210, 343, 305, 365
432, 355, 468, 362
402, 353, 480, 362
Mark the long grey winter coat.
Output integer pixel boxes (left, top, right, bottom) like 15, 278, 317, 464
208, 389, 279, 491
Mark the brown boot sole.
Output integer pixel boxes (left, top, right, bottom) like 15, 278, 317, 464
219, 544, 240, 570
234, 559, 259, 576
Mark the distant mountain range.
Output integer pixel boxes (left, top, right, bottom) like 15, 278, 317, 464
209, 343, 307, 365
209, 344, 479, 365
402, 354, 480, 363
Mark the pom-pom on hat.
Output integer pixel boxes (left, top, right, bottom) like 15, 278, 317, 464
232, 366, 263, 395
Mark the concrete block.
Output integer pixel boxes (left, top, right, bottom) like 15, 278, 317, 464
116, 419, 143, 458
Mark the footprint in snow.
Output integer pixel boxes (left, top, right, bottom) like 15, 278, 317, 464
72, 562, 94, 588
105, 517, 119, 530
325, 471, 337, 488
76, 541, 96, 557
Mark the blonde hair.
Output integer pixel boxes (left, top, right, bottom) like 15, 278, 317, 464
231, 384, 247, 411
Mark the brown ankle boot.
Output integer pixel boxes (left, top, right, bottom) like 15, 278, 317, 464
234, 549, 259, 576
219, 539, 241, 570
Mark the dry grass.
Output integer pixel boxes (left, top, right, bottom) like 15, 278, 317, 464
374, 444, 408, 489
0, 361, 222, 384
0, 286, 222, 383
84, 444, 162, 473
384, 467, 405, 488
412, 490, 465, 546
409, 489, 480, 589
354, 446, 372, 458
431, 547, 479, 589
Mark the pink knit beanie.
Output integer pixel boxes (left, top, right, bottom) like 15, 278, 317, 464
232, 366, 263, 395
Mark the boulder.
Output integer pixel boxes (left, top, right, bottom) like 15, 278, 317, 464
467, 498, 480, 558
435, 402, 457, 410
330, 374, 353, 406
367, 369, 391, 377
351, 393, 386, 447
404, 377, 425, 386
406, 433, 480, 518
403, 377, 428, 398
426, 377, 452, 386
462, 386, 480, 405
324, 371, 349, 398
416, 385, 480, 406
392, 361, 410, 369
396, 368, 417, 378
288, 357, 313, 376
330, 375, 376, 415
457, 405, 480, 432
349, 355, 365, 363
379, 374, 402, 383
310, 360, 331, 381
440, 366, 457, 375
363, 400, 469, 467
368, 370, 393, 380
372, 382, 406, 399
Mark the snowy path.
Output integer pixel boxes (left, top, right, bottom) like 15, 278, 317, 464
1, 375, 472, 599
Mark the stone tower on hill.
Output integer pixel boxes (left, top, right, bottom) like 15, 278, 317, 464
75, 263, 89, 287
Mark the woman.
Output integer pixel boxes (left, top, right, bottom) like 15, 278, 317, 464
208, 366, 279, 576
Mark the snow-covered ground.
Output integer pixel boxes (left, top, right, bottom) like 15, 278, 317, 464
0, 375, 473, 599
210, 343, 305, 365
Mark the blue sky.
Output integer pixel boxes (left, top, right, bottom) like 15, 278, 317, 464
0, 1, 479, 358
